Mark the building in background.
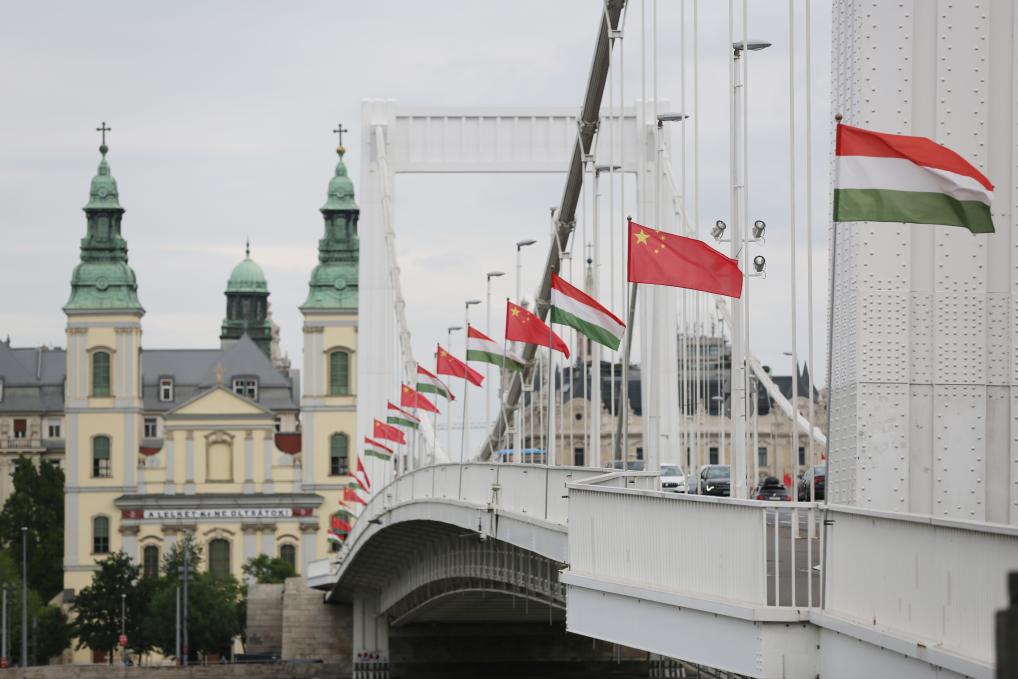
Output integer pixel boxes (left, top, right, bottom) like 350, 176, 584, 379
0, 140, 362, 661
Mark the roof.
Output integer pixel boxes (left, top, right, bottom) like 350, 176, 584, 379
226, 254, 268, 294
0, 334, 297, 413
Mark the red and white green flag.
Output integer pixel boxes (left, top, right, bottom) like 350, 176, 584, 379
353, 457, 371, 493
549, 274, 625, 351
363, 437, 393, 461
466, 325, 524, 371
327, 531, 347, 544
386, 401, 420, 429
834, 123, 994, 234
416, 365, 454, 401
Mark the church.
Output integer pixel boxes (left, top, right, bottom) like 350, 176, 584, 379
0, 133, 362, 649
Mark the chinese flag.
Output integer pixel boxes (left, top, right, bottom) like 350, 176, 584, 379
627, 221, 743, 298
436, 345, 484, 386
401, 384, 439, 413
505, 301, 570, 358
373, 419, 407, 445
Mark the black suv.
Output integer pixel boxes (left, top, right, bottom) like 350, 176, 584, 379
697, 465, 731, 496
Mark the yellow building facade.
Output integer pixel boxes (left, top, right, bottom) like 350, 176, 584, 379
0, 138, 366, 661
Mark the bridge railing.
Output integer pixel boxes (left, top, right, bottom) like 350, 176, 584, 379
824, 505, 1018, 666
566, 478, 821, 608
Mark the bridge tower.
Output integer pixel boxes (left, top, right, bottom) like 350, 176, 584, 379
299, 143, 361, 571
830, 0, 1018, 524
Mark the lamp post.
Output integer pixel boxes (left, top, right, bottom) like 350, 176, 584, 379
463, 300, 482, 460
120, 592, 126, 665
485, 272, 505, 450
729, 38, 771, 499
513, 239, 537, 462
446, 325, 462, 459
20, 526, 26, 668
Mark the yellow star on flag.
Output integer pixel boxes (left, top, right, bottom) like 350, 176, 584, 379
510, 307, 520, 316
634, 230, 650, 245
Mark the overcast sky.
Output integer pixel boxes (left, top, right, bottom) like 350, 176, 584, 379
1, 1, 832, 440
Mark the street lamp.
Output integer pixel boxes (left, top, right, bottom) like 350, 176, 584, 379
484, 272, 504, 450
20, 527, 26, 668
446, 325, 463, 459
120, 592, 126, 665
463, 301, 482, 460
515, 239, 537, 303
733, 39, 772, 54
514, 239, 537, 463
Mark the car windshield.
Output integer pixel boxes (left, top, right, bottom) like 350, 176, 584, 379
813, 466, 826, 476
626, 461, 645, 471
706, 466, 730, 479
661, 464, 682, 476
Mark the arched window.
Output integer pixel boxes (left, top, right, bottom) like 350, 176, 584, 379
279, 544, 296, 571
328, 351, 350, 396
329, 433, 349, 476
143, 545, 160, 578
93, 516, 109, 554
208, 539, 230, 578
91, 350, 111, 397
92, 435, 111, 478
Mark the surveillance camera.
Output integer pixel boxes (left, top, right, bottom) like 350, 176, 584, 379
752, 220, 766, 239
753, 255, 766, 273
711, 220, 727, 241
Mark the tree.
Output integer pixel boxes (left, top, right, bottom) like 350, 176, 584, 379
35, 606, 72, 663
161, 534, 202, 579
0, 551, 59, 666
71, 551, 152, 662
145, 571, 244, 659
0, 458, 64, 600
242, 554, 296, 584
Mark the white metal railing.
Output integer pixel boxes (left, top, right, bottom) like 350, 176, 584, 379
566, 480, 821, 608
824, 505, 1018, 666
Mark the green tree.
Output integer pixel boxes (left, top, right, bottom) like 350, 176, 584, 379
242, 554, 296, 584
71, 551, 152, 663
145, 571, 244, 660
0, 549, 64, 665
161, 534, 202, 578
0, 458, 64, 600
35, 605, 72, 663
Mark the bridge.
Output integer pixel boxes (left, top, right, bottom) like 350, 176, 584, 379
308, 464, 1018, 678
301, 0, 1018, 677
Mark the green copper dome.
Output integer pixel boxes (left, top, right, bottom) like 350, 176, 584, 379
227, 244, 268, 293
65, 143, 143, 314
322, 148, 358, 211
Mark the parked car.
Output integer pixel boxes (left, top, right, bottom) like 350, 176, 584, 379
660, 464, 687, 493
696, 464, 731, 496
797, 465, 826, 501
753, 476, 791, 501
607, 460, 646, 471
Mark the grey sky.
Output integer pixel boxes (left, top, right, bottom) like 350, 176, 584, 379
1, 1, 832, 438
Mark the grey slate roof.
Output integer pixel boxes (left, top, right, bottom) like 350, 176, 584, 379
0, 334, 297, 414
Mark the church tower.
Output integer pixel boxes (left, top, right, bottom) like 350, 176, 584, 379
63, 127, 145, 596
220, 242, 273, 358
299, 135, 360, 569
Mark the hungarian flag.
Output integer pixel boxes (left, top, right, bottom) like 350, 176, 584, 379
331, 514, 353, 534
363, 437, 393, 461
401, 384, 439, 413
550, 274, 625, 351
627, 221, 742, 298
387, 401, 421, 428
373, 419, 406, 445
417, 365, 454, 401
353, 457, 371, 493
343, 485, 367, 506
833, 123, 994, 233
466, 326, 524, 371
436, 345, 484, 386
327, 531, 347, 544
506, 301, 570, 358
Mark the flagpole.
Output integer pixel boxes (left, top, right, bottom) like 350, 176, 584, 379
547, 307, 555, 467
615, 281, 640, 462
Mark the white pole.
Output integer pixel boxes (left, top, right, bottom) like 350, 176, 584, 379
741, 0, 753, 492
804, 0, 818, 503
486, 278, 492, 438
692, 0, 702, 476
729, 4, 748, 499
592, 171, 603, 467
788, 0, 800, 490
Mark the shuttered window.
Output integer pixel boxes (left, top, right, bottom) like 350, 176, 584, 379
329, 433, 349, 476
280, 544, 296, 571
208, 539, 230, 578
93, 516, 109, 554
92, 351, 111, 397
92, 436, 111, 478
143, 545, 160, 578
328, 351, 349, 396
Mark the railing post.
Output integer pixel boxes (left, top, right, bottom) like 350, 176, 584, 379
997, 571, 1018, 679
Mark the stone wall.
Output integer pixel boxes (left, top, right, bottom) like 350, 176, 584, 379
279, 577, 352, 667
5, 664, 347, 679
245, 582, 285, 655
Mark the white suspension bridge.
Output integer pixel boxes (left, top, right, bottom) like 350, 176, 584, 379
308, 1, 1018, 677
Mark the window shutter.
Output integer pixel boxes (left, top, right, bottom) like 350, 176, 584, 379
330, 433, 349, 475
92, 352, 111, 396
329, 352, 349, 396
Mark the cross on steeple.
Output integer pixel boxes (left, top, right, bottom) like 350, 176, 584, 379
96, 121, 111, 146
332, 123, 349, 148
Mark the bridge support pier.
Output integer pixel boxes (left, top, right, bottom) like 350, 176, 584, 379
353, 592, 390, 673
